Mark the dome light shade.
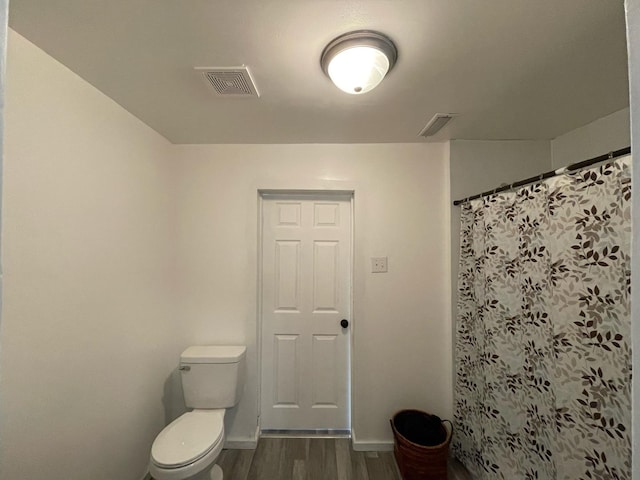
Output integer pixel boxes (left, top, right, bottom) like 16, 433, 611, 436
321, 31, 397, 95
327, 46, 390, 94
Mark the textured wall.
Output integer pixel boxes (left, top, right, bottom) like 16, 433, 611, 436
172, 143, 452, 447
1, 31, 179, 480
551, 107, 630, 168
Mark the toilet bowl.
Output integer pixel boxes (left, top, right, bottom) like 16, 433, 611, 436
149, 345, 246, 480
150, 410, 225, 480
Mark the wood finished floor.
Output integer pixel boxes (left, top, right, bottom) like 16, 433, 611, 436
217, 437, 472, 480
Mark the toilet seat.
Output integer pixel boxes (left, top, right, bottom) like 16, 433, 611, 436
151, 409, 224, 469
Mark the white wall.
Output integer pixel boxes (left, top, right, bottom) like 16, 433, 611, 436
4, 13, 632, 479
624, 2, 639, 479
1, 30, 453, 474
551, 107, 631, 168
0, 3, 7, 467
172, 143, 452, 447
449, 140, 552, 201
0, 31, 180, 480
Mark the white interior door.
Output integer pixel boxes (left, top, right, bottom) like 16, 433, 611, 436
260, 193, 351, 432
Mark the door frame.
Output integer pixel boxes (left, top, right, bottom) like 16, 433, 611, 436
257, 189, 355, 435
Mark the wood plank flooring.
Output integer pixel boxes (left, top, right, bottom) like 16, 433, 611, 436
217, 437, 472, 480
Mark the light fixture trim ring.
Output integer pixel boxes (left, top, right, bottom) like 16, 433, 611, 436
320, 30, 398, 77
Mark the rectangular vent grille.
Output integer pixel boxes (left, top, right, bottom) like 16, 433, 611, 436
196, 66, 259, 97
419, 113, 457, 137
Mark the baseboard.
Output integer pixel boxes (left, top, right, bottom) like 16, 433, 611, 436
352, 441, 394, 452
224, 425, 259, 449
351, 430, 394, 452
224, 438, 258, 449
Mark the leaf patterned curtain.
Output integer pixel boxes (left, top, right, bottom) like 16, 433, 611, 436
453, 156, 632, 480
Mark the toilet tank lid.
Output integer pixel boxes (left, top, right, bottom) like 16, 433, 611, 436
181, 345, 246, 364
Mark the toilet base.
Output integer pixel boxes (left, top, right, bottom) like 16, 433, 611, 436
210, 464, 223, 480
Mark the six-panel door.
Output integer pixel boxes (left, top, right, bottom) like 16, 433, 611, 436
260, 194, 351, 431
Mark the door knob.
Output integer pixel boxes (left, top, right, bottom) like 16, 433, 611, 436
340, 319, 349, 328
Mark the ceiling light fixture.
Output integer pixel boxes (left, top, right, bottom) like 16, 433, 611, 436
321, 30, 398, 95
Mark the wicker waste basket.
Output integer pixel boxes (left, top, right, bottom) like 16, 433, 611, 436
390, 410, 452, 480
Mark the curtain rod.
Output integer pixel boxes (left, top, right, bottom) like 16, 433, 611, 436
452, 146, 631, 206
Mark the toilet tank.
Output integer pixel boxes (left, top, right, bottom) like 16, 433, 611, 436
179, 345, 246, 409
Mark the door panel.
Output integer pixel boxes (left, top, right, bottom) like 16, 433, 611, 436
260, 194, 351, 431
275, 241, 300, 311
311, 334, 338, 407
313, 241, 339, 311
273, 334, 299, 407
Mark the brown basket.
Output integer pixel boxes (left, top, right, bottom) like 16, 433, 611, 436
390, 410, 452, 480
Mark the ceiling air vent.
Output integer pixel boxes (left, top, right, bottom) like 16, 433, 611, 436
195, 66, 260, 97
418, 113, 457, 138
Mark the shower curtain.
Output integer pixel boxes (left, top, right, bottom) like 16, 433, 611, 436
453, 156, 632, 479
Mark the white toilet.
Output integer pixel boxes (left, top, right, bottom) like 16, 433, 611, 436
149, 345, 246, 480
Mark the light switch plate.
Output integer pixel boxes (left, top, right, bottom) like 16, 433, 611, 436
371, 257, 388, 273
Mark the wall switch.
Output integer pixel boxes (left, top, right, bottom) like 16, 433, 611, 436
371, 257, 388, 273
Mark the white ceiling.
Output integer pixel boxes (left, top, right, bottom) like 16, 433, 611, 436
8, 0, 629, 144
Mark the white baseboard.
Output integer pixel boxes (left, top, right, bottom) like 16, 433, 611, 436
224, 439, 258, 449
224, 425, 259, 449
351, 430, 394, 451
352, 441, 394, 452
